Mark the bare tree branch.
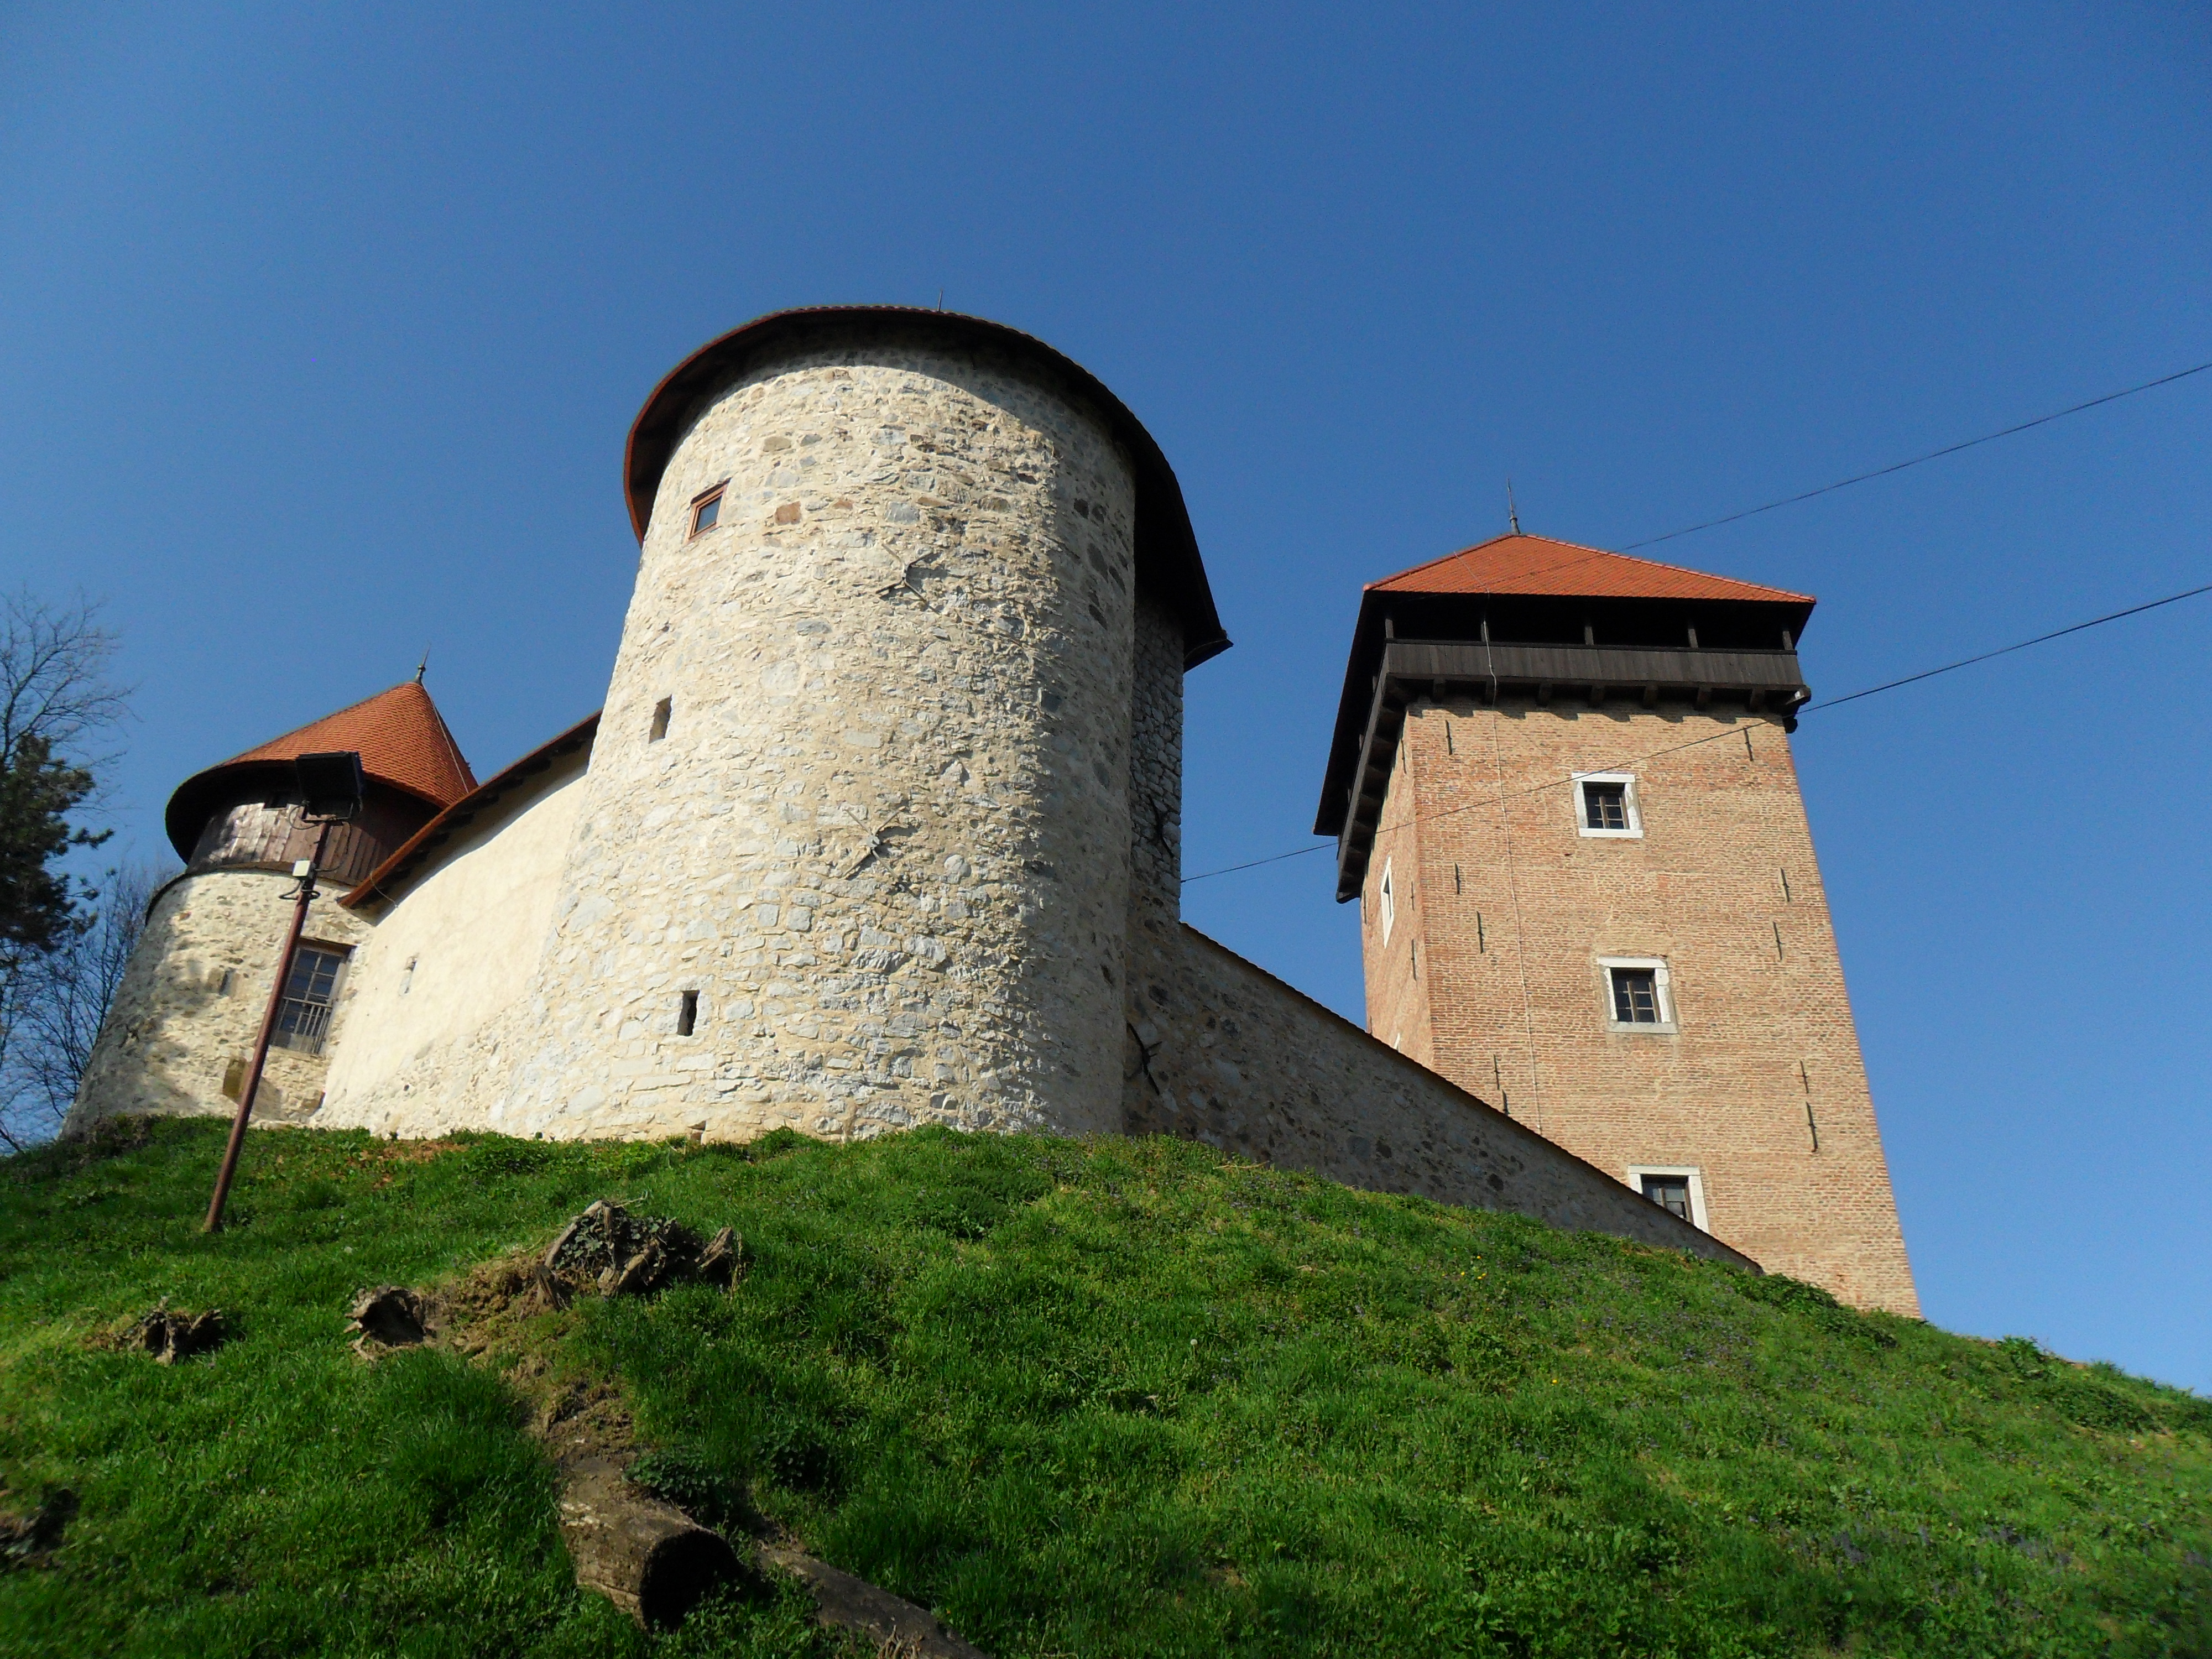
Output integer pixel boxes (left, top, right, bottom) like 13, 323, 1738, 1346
0, 591, 138, 1151
0, 589, 130, 763
0, 861, 170, 1147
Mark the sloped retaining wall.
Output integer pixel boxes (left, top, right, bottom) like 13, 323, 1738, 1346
1124, 924, 1756, 1267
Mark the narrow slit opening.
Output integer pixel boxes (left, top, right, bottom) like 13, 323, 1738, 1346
677, 990, 698, 1036
650, 697, 672, 743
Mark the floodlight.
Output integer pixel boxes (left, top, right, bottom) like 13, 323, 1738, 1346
295, 751, 364, 822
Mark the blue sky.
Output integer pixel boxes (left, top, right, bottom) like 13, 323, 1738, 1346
3, 4, 2208, 1387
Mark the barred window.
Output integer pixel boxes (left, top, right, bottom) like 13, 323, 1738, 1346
273, 944, 349, 1055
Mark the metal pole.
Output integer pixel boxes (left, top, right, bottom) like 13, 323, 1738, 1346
204, 821, 330, 1234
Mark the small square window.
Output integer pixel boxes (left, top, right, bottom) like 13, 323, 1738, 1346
1600, 957, 1676, 1032
689, 485, 726, 537
1641, 1173, 1692, 1220
1629, 1166, 1708, 1230
1584, 781, 1628, 830
1611, 967, 1660, 1024
1573, 773, 1641, 838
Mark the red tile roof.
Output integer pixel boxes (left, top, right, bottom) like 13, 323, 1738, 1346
1369, 533, 1814, 606
342, 711, 597, 912
213, 681, 476, 809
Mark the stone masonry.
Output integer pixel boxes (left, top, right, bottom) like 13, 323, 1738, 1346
502, 330, 1143, 1142
1360, 697, 1918, 1313
64, 869, 369, 1133
65, 309, 1780, 1278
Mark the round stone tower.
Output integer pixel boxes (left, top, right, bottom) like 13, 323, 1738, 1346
64, 682, 475, 1133
501, 307, 1225, 1144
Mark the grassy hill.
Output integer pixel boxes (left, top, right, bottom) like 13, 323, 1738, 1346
0, 1118, 2205, 1658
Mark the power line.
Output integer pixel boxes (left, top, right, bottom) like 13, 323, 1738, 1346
1182, 572, 2212, 885
1803, 578, 2212, 712
1292, 358, 2212, 674
1618, 358, 2212, 553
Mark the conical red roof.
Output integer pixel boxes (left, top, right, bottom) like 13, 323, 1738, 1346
1369, 532, 1812, 605
212, 681, 476, 808
165, 681, 476, 859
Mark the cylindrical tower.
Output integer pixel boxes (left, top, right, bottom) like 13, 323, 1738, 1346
502, 309, 1225, 1144
64, 682, 474, 1134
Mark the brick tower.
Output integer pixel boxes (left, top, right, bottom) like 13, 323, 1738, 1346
1315, 533, 1917, 1313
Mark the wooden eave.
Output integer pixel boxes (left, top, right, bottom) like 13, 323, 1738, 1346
1324, 639, 1811, 902
341, 712, 600, 912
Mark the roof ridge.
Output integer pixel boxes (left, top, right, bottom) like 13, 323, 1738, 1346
1364, 531, 1610, 592
1368, 531, 1813, 605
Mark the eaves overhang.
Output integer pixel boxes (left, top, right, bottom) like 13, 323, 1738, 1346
624, 305, 1232, 671
342, 712, 601, 912
1314, 585, 1815, 903
164, 763, 445, 864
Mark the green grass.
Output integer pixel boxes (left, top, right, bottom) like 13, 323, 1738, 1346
0, 1119, 2206, 1657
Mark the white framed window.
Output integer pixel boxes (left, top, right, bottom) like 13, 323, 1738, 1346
1378, 858, 1396, 943
1600, 957, 1677, 1033
1573, 772, 1641, 838
1627, 1165, 1709, 1231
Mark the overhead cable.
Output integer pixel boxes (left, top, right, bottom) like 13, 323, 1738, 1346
1182, 572, 2212, 885
1618, 358, 2212, 553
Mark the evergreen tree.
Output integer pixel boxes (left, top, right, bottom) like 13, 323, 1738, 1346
0, 731, 103, 956
0, 591, 129, 1147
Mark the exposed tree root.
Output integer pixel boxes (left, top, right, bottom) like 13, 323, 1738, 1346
387, 1205, 990, 1651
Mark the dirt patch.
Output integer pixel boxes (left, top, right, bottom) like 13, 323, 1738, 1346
0, 1486, 76, 1568
94, 1307, 226, 1364
391, 1205, 988, 1651
347, 1286, 433, 1352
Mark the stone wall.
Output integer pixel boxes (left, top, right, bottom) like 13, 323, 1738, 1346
312, 747, 591, 1138
1125, 922, 1753, 1263
64, 869, 370, 1134
1359, 698, 1916, 1312
502, 331, 1144, 1145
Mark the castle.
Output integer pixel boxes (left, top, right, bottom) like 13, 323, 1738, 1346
64, 306, 1915, 1313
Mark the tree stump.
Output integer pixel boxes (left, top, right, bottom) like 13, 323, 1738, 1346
555, 1456, 743, 1629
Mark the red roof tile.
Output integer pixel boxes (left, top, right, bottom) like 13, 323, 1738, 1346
342, 711, 598, 911
216, 681, 476, 808
1369, 533, 1814, 606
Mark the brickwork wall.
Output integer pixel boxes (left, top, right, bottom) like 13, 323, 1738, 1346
1360, 728, 1436, 1067
504, 332, 1141, 1144
1124, 924, 1751, 1264
1359, 697, 1918, 1313
64, 869, 370, 1134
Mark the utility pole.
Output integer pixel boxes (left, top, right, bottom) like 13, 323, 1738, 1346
204, 750, 363, 1233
